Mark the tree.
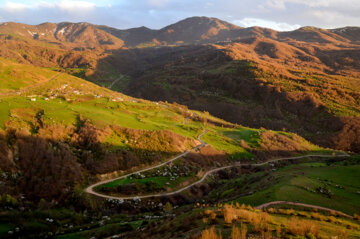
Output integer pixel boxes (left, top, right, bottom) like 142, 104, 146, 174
164, 202, 173, 213
201, 226, 222, 239
38, 198, 48, 210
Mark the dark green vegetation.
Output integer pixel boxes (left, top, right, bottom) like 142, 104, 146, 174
1, 156, 360, 238
96, 158, 197, 195
203, 156, 360, 215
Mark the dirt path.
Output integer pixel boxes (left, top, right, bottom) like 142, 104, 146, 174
85, 133, 349, 200
108, 75, 126, 90
84, 130, 208, 200
0, 72, 63, 97
256, 201, 353, 219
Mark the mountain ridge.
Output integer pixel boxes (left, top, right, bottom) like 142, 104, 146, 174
2, 16, 360, 48
0, 16, 360, 153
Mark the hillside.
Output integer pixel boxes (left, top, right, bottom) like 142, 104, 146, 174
0, 22, 124, 49
0, 59, 333, 202
0, 17, 360, 238
0, 55, 353, 239
85, 27, 360, 153
0, 17, 359, 152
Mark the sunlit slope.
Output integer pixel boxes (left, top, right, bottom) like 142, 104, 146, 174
0, 60, 332, 155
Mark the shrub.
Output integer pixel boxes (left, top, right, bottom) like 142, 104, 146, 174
223, 204, 271, 228
327, 216, 337, 223
335, 228, 349, 239
223, 204, 237, 223
231, 225, 240, 239
287, 217, 319, 237
231, 224, 247, 239
298, 211, 310, 218
164, 202, 173, 213
201, 226, 222, 239
5, 194, 18, 207
276, 226, 282, 239
267, 208, 276, 214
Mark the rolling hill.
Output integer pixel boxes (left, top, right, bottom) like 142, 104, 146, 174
0, 54, 358, 239
0, 17, 360, 152
0, 16, 360, 238
0, 58, 331, 203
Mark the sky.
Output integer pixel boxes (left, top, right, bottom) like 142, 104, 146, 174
0, 0, 359, 31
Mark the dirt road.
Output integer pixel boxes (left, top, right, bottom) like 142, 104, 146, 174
85, 130, 208, 200
85, 133, 349, 200
256, 201, 353, 219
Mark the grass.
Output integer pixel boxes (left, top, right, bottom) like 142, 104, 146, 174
202, 129, 254, 160
220, 127, 261, 147
100, 175, 192, 189
0, 224, 14, 236
0, 59, 346, 204
230, 161, 360, 215
0, 57, 57, 92
55, 220, 143, 239
0, 59, 330, 158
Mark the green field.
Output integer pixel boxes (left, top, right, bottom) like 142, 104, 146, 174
228, 159, 360, 215
0, 57, 57, 92
100, 175, 192, 189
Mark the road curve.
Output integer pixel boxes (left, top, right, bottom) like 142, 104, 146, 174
85, 134, 350, 200
256, 201, 353, 219
85, 130, 208, 200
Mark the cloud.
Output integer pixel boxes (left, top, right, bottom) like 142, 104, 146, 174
57, 0, 95, 11
3, 1, 96, 12
264, 0, 360, 10
265, 0, 286, 10
4, 1, 29, 12
233, 18, 301, 31
148, 0, 169, 8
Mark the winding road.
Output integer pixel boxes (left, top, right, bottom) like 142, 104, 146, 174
85, 130, 208, 200
256, 201, 353, 219
85, 130, 350, 201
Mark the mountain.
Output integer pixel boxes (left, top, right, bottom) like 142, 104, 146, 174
0, 17, 359, 239
97, 25, 157, 47
1, 17, 360, 153
98, 17, 242, 47
88, 30, 360, 153
0, 21, 124, 49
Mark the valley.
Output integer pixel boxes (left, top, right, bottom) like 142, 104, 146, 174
0, 16, 359, 239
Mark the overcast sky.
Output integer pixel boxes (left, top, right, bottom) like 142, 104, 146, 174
0, 0, 359, 31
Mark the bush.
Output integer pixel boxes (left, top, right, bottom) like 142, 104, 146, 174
335, 228, 349, 239
287, 217, 319, 237
231, 224, 247, 239
201, 226, 222, 239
